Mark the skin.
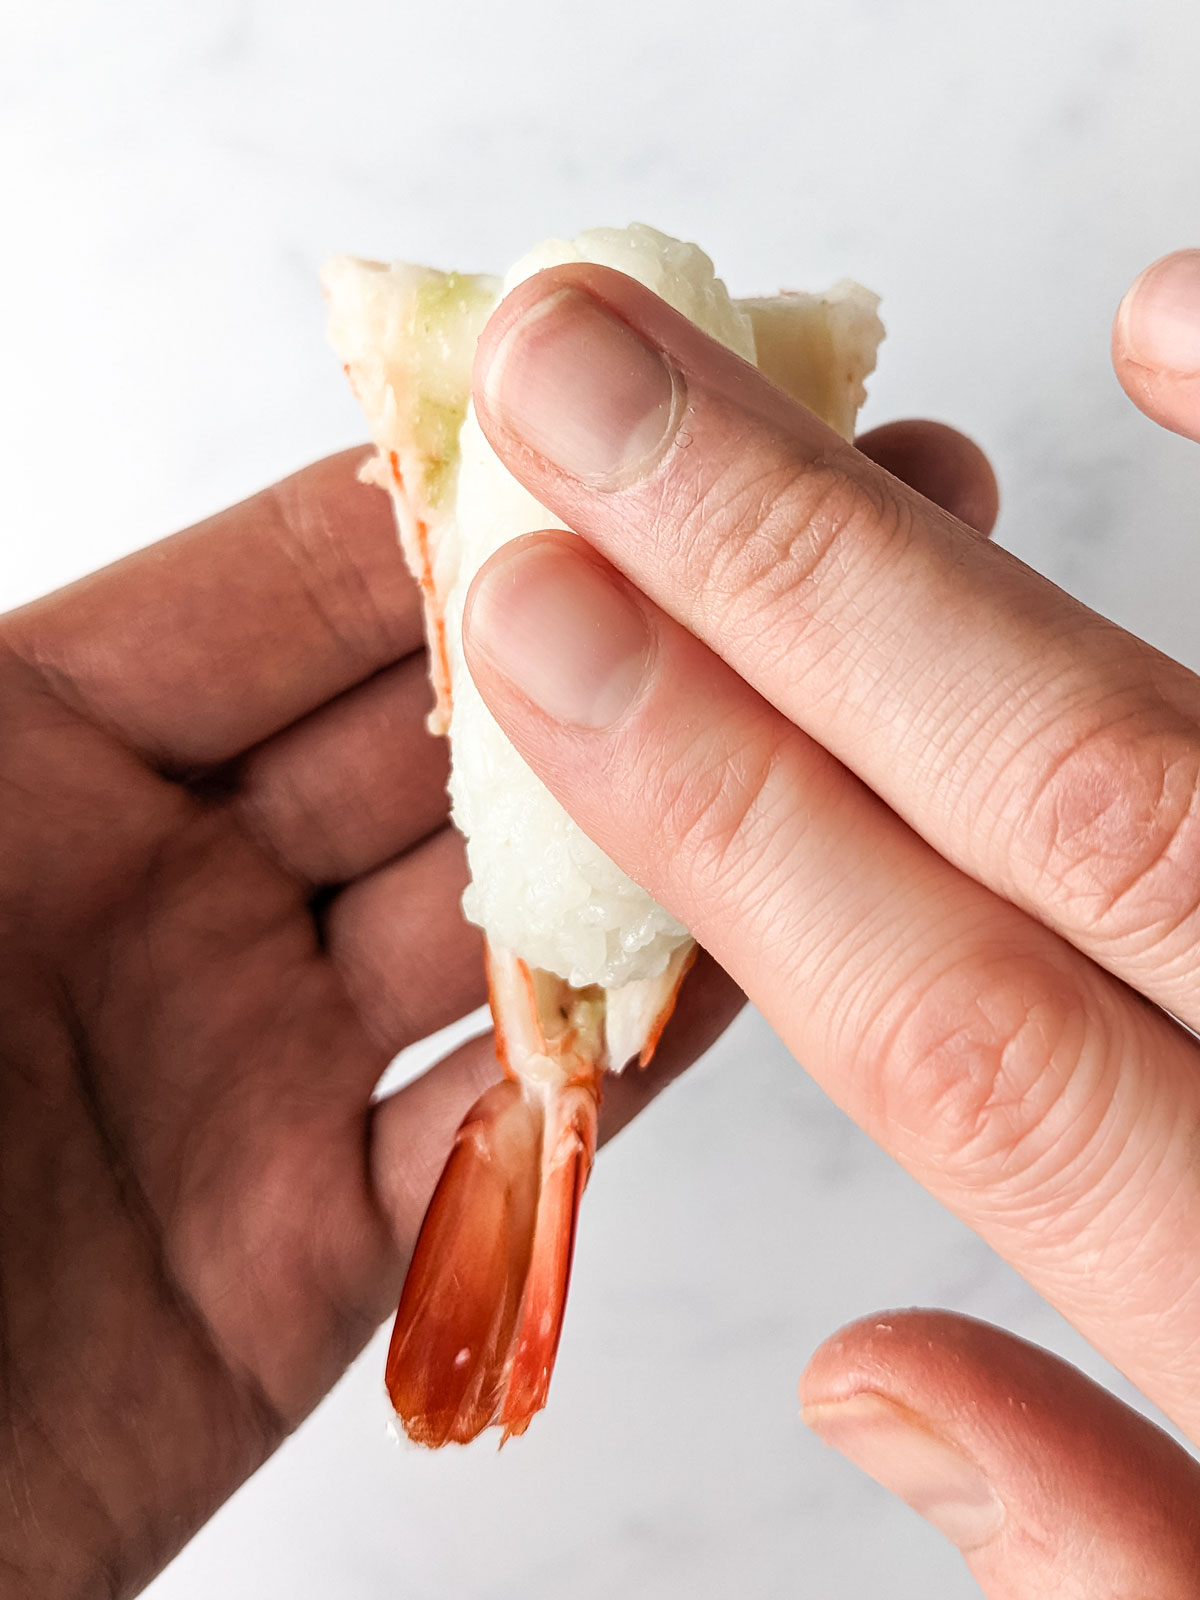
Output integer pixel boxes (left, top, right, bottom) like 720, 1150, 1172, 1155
459, 250, 1200, 1596
0, 452, 739, 1595
0, 249, 1192, 1596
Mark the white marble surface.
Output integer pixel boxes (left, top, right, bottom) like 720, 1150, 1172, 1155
4, 1, 1200, 1594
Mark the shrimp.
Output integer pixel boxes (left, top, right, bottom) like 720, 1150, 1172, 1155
323, 226, 883, 1445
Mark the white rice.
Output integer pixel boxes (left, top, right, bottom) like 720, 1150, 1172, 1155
445, 225, 753, 988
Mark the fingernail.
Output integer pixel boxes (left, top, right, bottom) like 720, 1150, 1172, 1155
482, 287, 683, 486
467, 539, 652, 728
1115, 249, 1200, 376
803, 1392, 1005, 1552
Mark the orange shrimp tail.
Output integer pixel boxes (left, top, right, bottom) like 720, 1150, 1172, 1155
385, 1070, 601, 1447
499, 1080, 598, 1439
385, 941, 692, 1447
384, 1079, 539, 1446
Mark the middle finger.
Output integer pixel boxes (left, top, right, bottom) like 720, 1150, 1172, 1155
473, 265, 1200, 1029
463, 527, 1200, 1441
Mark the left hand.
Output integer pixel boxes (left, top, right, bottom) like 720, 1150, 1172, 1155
0, 451, 738, 1595
462, 253, 1200, 1595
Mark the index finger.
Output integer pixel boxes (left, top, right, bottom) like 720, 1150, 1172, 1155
472, 265, 1200, 1030
2, 449, 421, 772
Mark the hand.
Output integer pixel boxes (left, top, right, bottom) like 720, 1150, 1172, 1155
461, 249, 1200, 1595
0, 455, 739, 1596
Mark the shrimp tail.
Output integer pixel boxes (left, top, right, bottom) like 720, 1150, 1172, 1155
385, 948, 605, 1446
384, 1077, 543, 1446
498, 1076, 598, 1438
385, 940, 692, 1447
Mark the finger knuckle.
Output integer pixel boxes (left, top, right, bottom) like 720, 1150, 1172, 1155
1018, 712, 1200, 963
859, 946, 1109, 1211
656, 439, 900, 666
642, 715, 794, 921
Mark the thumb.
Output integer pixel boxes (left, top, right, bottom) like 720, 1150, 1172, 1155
1112, 249, 1200, 442
801, 1309, 1200, 1598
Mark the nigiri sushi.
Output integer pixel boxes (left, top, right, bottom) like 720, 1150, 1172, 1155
324, 224, 883, 1446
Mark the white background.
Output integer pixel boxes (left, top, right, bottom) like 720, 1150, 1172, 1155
3, 1, 1200, 1595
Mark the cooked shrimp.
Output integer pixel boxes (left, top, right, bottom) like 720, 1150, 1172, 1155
324, 225, 883, 1445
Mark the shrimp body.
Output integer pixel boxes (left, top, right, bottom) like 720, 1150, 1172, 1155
324, 226, 883, 1444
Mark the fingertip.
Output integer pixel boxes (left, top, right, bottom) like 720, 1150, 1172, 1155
471, 262, 652, 433
800, 1307, 950, 1407
855, 419, 1000, 537
1114, 250, 1200, 374
799, 1386, 1006, 1556
1113, 250, 1200, 443
463, 531, 655, 733
799, 1310, 1200, 1596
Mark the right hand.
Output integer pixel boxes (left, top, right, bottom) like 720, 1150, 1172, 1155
460, 247, 1200, 1596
